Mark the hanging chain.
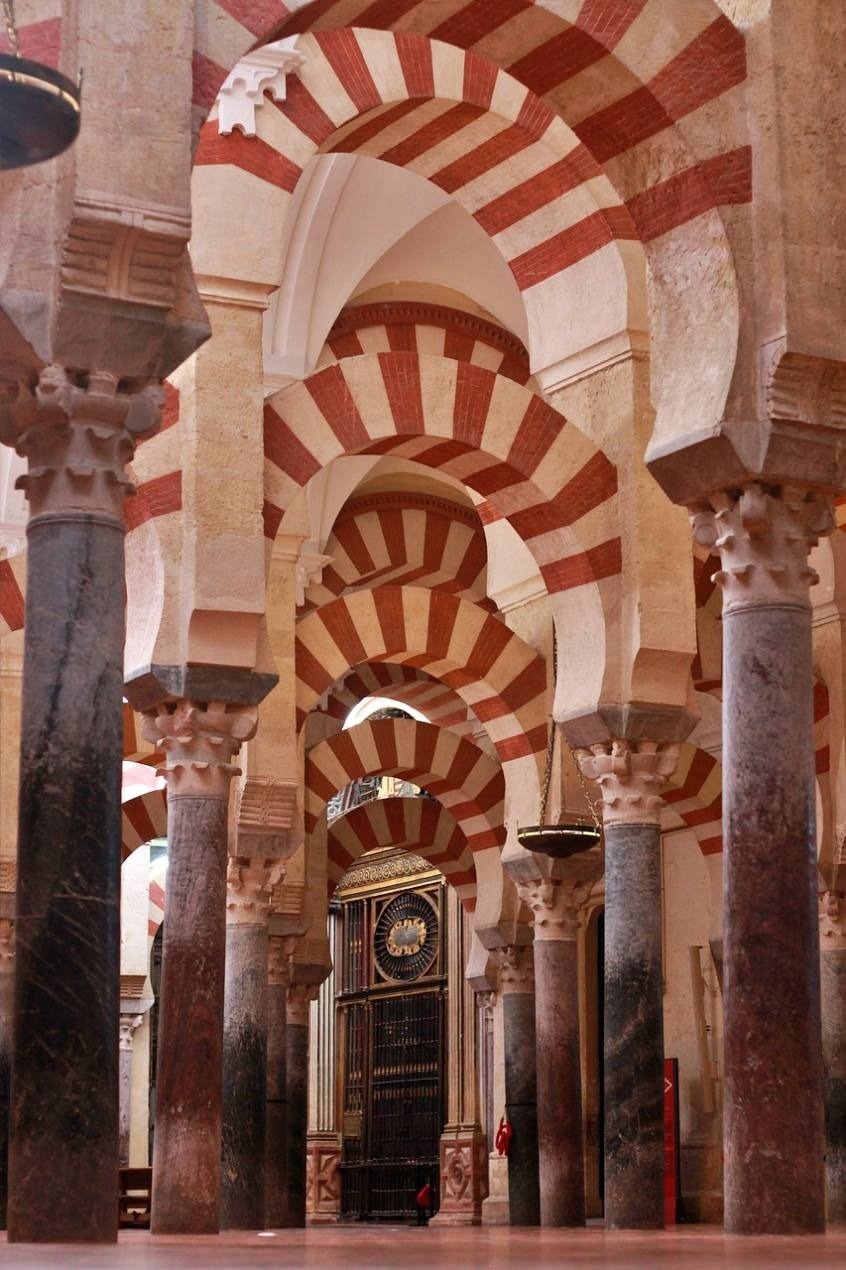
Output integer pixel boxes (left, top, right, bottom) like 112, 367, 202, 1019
1, 0, 18, 57
567, 739, 602, 832
537, 706, 555, 824
539, 621, 602, 832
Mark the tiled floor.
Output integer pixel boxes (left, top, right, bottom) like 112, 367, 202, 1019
1, 1225, 846, 1269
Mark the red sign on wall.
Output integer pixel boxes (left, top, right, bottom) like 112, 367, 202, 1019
663, 1057, 681, 1225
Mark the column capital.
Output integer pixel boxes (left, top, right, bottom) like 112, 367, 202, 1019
689, 482, 834, 613
491, 944, 534, 994
267, 933, 297, 986
142, 699, 258, 798
287, 982, 318, 1026
0, 367, 162, 522
820, 890, 846, 951
516, 876, 595, 941
118, 1012, 143, 1051
575, 737, 678, 829
226, 856, 286, 925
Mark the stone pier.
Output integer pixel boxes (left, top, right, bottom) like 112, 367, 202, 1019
266, 935, 295, 1227
283, 982, 316, 1228
493, 944, 539, 1227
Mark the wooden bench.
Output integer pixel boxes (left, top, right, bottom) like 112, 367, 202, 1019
119, 1167, 152, 1229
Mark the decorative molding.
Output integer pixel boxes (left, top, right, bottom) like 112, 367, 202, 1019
0, 368, 162, 522
336, 852, 434, 892
819, 890, 846, 951
689, 483, 834, 613
236, 775, 299, 857
516, 876, 595, 941
333, 491, 482, 532
576, 738, 679, 829
0, 859, 15, 892
491, 944, 534, 995
327, 302, 529, 365
142, 699, 257, 799
226, 856, 287, 925
0, 916, 13, 972
119, 973, 147, 1000
216, 39, 306, 137
295, 547, 334, 607
766, 348, 846, 430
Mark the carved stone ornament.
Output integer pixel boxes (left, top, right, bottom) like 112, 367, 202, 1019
0, 367, 162, 522
491, 944, 534, 995
306, 1137, 341, 1212
516, 877, 594, 942
267, 934, 297, 987
236, 776, 299, 857
688, 482, 834, 613
217, 39, 306, 137
766, 349, 846, 430
0, 916, 13, 973
141, 699, 258, 799
296, 547, 334, 607
119, 1013, 143, 1051
576, 738, 678, 829
819, 890, 846, 951
287, 982, 318, 1027
226, 856, 287, 925
336, 852, 432, 892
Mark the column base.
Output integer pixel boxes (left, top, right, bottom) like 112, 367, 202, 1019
306, 1131, 341, 1223
481, 1196, 509, 1225
434, 1125, 488, 1225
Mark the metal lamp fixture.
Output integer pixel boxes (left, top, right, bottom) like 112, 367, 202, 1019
0, 0, 81, 170
517, 627, 602, 859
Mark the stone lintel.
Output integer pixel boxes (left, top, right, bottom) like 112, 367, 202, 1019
559, 702, 696, 750
124, 663, 278, 712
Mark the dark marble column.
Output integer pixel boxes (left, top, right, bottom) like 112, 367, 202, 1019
691, 484, 831, 1234
495, 944, 539, 1227
1, 370, 161, 1243
118, 1013, 142, 1167
282, 983, 315, 1228
221, 858, 284, 1230
266, 936, 295, 1227
578, 739, 679, 1230
0, 915, 13, 1230
142, 699, 257, 1234
518, 859, 602, 1227
820, 890, 846, 1224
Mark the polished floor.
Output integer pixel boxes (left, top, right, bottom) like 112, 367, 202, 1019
1, 1225, 846, 1268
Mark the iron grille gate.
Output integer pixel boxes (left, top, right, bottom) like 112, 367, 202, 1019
340, 990, 444, 1219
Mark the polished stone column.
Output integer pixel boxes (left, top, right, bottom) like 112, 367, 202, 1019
282, 982, 316, 1228
691, 484, 831, 1233
578, 739, 678, 1230
1, 369, 160, 1243
0, 913, 13, 1230
493, 944, 539, 1226
221, 857, 284, 1230
142, 699, 257, 1234
517, 858, 601, 1227
820, 889, 846, 1223
266, 935, 295, 1226
118, 1012, 143, 1168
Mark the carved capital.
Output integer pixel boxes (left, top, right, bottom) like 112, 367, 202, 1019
576, 738, 678, 829
820, 890, 846, 951
0, 367, 163, 522
119, 1013, 143, 1051
688, 482, 834, 613
226, 856, 286, 925
491, 944, 534, 995
287, 982, 318, 1026
268, 934, 297, 987
217, 39, 306, 136
516, 877, 594, 941
0, 917, 13, 973
236, 776, 299, 858
142, 699, 257, 798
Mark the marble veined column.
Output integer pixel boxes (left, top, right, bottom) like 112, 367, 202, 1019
820, 889, 846, 1223
578, 739, 679, 1230
266, 935, 295, 1226
494, 944, 539, 1227
282, 983, 316, 1228
691, 484, 830, 1233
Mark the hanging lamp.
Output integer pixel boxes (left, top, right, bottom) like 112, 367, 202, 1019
0, 0, 81, 170
517, 627, 602, 859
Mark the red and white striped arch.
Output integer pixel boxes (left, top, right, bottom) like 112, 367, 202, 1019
121, 788, 168, 861
317, 302, 532, 386
662, 742, 722, 857
266, 353, 620, 599
296, 585, 546, 761
328, 794, 477, 907
302, 491, 491, 612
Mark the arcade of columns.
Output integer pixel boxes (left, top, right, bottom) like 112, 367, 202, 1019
0, 0, 845, 1246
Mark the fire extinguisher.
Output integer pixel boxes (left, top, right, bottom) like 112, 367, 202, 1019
495, 1116, 513, 1157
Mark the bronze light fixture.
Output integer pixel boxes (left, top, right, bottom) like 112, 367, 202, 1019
517, 628, 602, 859
0, 0, 81, 170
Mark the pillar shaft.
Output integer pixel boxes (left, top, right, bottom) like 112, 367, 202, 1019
820, 893, 846, 1223
265, 936, 293, 1227
143, 699, 257, 1235
118, 1013, 142, 1168
0, 916, 12, 1230
692, 484, 830, 1233
1, 370, 160, 1243
221, 857, 284, 1231
496, 945, 539, 1226
577, 738, 678, 1230
283, 984, 313, 1228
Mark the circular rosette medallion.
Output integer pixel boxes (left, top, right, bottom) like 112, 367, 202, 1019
373, 892, 439, 982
